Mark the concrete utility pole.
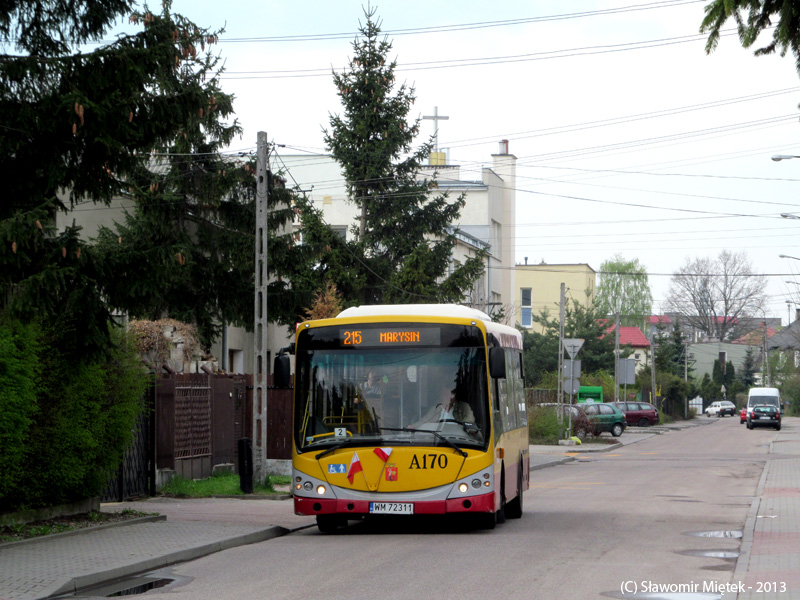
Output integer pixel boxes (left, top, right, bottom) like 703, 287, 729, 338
650, 338, 657, 407
557, 283, 566, 409
253, 131, 269, 484
614, 311, 621, 402
763, 320, 769, 386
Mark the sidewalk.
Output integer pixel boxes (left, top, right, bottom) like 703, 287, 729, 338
0, 497, 315, 600
735, 421, 800, 600
0, 416, 771, 600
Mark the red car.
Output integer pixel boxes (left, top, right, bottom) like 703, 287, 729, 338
612, 401, 659, 427
740, 407, 747, 424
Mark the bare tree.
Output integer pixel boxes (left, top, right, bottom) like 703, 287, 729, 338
665, 250, 766, 341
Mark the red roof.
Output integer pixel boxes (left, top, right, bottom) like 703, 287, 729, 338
732, 328, 778, 345
713, 316, 738, 324
648, 315, 671, 325
603, 324, 651, 348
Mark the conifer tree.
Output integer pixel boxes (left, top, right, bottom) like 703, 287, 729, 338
1, 1, 305, 353
321, 8, 485, 305
701, 0, 800, 75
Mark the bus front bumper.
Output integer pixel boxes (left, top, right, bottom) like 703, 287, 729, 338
294, 491, 496, 516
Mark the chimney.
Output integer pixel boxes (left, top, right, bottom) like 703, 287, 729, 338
498, 139, 509, 155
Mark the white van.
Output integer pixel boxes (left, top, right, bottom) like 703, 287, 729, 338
747, 387, 782, 411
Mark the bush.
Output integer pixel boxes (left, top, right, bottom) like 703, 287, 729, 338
528, 404, 589, 443
780, 376, 800, 416
528, 405, 561, 443
0, 324, 149, 513
0, 320, 40, 503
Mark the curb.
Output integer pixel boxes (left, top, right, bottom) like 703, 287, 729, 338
42, 524, 305, 599
733, 459, 769, 597
530, 456, 576, 471
0, 515, 167, 550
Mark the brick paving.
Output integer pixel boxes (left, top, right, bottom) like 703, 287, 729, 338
736, 424, 800, 600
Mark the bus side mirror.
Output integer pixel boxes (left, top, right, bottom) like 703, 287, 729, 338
489, 346, 506, 379
273, 347, 292, 388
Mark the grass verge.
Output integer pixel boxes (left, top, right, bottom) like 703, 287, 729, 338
159, 473, 291, 498
0, 509, 156, 543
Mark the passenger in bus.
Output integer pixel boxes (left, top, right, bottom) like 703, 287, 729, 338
412, 384, 475, 427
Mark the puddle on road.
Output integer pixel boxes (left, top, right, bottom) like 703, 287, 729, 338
684, 530, 742, 539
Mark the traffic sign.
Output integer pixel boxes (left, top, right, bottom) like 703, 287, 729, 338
563, 338, 584, 359
564, 378, 580, 395
563, 359, 581, 378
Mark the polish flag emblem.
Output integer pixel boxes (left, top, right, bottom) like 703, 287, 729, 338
373, 447, 393, 462
346, 452, 363, 483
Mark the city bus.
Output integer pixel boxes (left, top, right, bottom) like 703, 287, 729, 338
282, 304, 529, 532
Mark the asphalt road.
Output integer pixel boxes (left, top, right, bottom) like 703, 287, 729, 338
137, 416, 772, 600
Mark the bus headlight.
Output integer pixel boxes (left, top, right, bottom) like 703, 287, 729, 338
472, 479, 481, 489
316, 485, 327, 495
303, 482, 313, 491
458, 483, 469, 493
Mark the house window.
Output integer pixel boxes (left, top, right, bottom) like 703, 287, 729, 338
521, 288, 532, 327
491, 220, 502, 259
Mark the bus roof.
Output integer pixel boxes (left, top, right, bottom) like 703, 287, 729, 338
336, 304, 493, 321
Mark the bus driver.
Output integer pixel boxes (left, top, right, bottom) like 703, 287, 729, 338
412, 384, 475, 427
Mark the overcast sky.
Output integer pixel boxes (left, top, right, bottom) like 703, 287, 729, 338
121, 0, 800, 322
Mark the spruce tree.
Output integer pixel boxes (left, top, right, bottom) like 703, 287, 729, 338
1, 1, 305, 353
321, 8, 485, 305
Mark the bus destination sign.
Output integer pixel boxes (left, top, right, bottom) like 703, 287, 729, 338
340, 327, 441, 347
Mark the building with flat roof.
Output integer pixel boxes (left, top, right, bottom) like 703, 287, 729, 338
515, 261, 596, 331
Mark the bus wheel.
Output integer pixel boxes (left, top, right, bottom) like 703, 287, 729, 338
505, 464, 523, 519
316, 515, 342, 533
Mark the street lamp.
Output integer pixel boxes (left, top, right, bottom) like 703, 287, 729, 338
772, 154, 800, 161
781, 213, 800, 219
779, 254, 800, 261
787, 281, 800, 286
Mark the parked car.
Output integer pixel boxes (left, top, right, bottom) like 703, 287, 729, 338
612, 401, 659, 427
740, 406, 747, 424
581, 403, 627, 437
747, 405, 782, 430
705, 400, 737, 417
558, 405, 592, 441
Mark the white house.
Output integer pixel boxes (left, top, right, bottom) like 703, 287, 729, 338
270, 140, 517, 319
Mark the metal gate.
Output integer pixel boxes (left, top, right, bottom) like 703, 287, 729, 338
102, 387, 154, 502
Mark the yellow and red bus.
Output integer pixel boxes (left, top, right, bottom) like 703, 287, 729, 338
283, 304, 529, 532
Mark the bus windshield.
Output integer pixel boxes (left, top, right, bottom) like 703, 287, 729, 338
294, 323, 489, 453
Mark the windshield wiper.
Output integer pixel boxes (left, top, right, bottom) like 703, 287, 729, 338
314, 436, 383, 461
378, 427, 468, 458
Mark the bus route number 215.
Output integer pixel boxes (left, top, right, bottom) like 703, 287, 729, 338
343, 330, 362, 346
